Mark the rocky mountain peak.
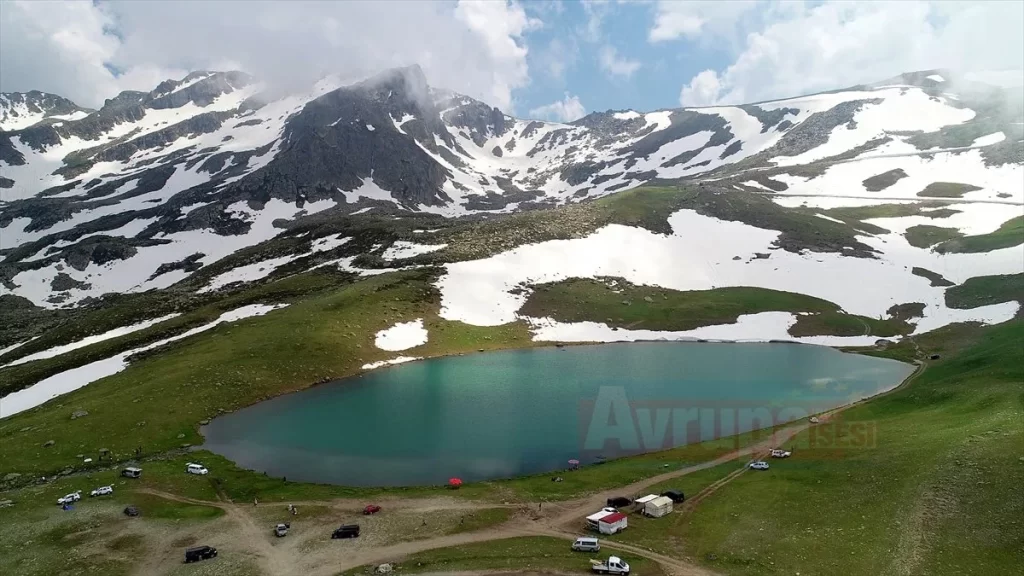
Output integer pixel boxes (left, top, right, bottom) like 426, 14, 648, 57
0, 91, 92, 132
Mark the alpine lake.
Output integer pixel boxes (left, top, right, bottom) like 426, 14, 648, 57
202, 342, 914, 486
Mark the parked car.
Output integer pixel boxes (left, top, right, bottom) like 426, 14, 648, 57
121, 467, 142, 479
90, 486, 114, 497
590, 556, 630, 575
660, 490, 685, 503
185, 463, 209, 475
274, 523, 290, 537
57, 491, 81, 505
363, 504, 382, 515
124, 505, 140, 517
184, 545, 217, 563
572, 536, 601, 552
331, 524, 360, 539
749, 461, 770, 470
606, 496, 631, 508
770, 449, 792, 458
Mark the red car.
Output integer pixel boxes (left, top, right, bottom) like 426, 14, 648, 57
363, 504, 381, 515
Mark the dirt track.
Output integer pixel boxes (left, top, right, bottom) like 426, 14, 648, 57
134, 422, 805, 576
135, 362, 926, 576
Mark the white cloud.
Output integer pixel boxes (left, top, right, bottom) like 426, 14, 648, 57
529, 92, 586, 122
535, 37, 579, 81
680, 69, 722, 107
579, 0, 611, 43
677, 1, 1024, 107
599, 46, 641, 79
649, 0, 759, 44
0, 0, 540, 111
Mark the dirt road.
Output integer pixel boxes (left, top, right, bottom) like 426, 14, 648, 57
135, 361, 927, 576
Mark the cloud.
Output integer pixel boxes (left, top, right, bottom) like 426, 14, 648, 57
0, 0, 540, 111
676, 1, 1024, 107
529, 92, 586, 122
649, 0, 759, 44
599, 46, 641, 79
680, 70, 722, 107
535, 37, 579, 81
579, 0, 611, 43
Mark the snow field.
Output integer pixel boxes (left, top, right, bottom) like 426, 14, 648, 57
374, 319, 429, 351
0, 303, 288, 418
437, 209, 1022, 340
1, 313, 181, 367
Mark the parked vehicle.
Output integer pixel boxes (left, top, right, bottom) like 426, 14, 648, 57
586, 510, 628, 535
121, 467, 142, 479
572, 537, 601, 552
809, 416, 820, 424
331, 524, 360, 539
90, 486, 114, 497
185, 463, 209, 475
274, 523, 290, 537
749, 461, 770, 470
124, 505, 140, 517
590, 556, 630, 575
363, 504, 382, 515
661, 490, 685, 503
57, 491, 81, 505
184, 545, 217, 563
606, 496, 631, 508
770, 449, 792, 458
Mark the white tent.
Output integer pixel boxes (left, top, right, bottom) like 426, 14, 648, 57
642, 496, 673, 517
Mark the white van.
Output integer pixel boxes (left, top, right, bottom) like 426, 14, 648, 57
186, 463, 209, 475
572, 537, 601, 552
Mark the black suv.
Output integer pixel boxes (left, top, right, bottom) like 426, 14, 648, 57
331, 524, 360, 539
661, 490, 686, 503
606, 496, 631, 508
184, 545, 218, 563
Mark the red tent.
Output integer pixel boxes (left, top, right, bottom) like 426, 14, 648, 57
448, 477, 462, 489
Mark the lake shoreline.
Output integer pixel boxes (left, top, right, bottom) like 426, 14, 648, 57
200, 340, 915, 486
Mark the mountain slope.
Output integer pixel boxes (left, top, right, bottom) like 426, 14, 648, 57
0, 66, 1021, 312
0, 91, 92, 132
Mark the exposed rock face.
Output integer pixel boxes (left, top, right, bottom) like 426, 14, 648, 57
0, 66, 1015, 310
0, 91, 92, 131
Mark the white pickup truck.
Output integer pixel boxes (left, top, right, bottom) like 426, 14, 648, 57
591, 556, 630, 575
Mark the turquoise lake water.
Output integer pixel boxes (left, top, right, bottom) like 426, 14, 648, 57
202, 342, 913, 486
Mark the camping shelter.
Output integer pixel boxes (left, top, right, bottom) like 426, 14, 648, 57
642, 495, 673, 517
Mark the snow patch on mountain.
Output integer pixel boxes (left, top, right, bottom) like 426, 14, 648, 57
2, 313, 181, 367
437, 209, 1022, 334
774, 148, 1023, 203
0, 303, 287, 418
382, 241, 448, 260
374, 318, 428, 351
528, 313, 884, 347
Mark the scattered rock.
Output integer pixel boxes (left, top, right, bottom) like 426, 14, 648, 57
43, 440, 55, 447
3, 473, 21, 482
643, 296, 654, 303
376, 564, 393, 574
176, 433, 186, 439
75, 454, 84, 459
0, 500, 13, 508
199, 419, 210, 425
18, 427, 31, 433
70, 410, 88, 420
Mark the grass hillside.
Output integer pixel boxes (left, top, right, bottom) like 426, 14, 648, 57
669, 320, 1024, 576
